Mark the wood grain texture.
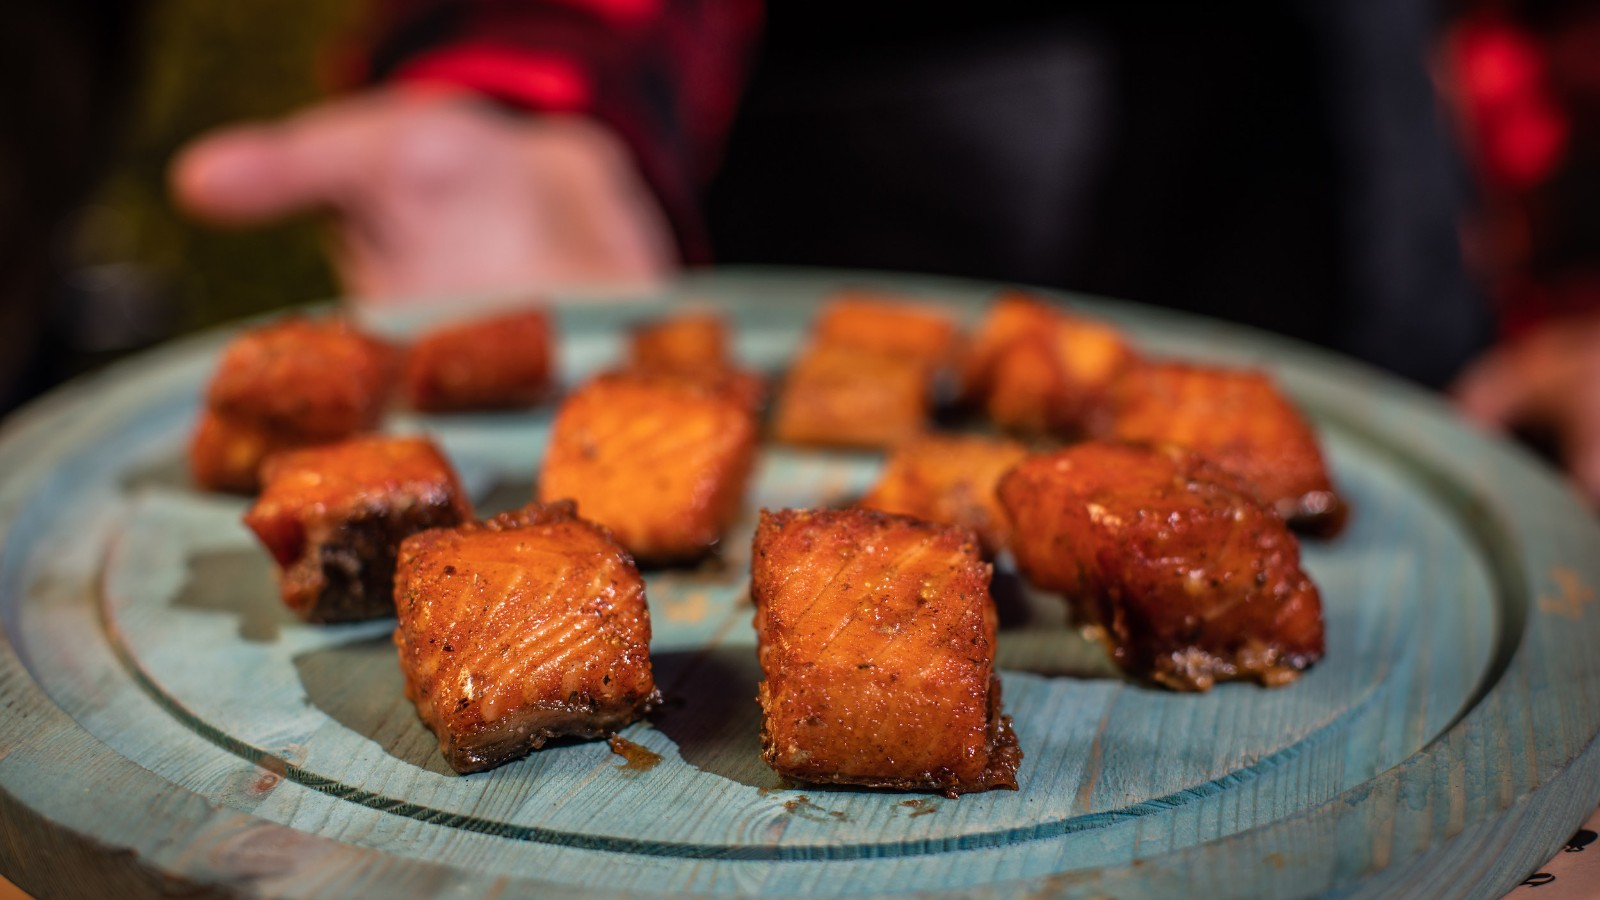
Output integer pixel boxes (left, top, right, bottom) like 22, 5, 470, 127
0, 268, 1597, 897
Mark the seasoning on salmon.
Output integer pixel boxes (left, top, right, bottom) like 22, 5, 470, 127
858, 433, 1030, 555
751, 507, 1020, 796
1106, 361, 1347, 537
811, 291, 961, 368
961, 292, 1136, 438
404, 307, 554, 412
538, 370, 758, 564
243, 435, 473, 623
393, 501, 658, 774
999, 441, 1325, 691
193, 315, 395, 492
189, 409, 324, 495
624, 311, 767, 413
770, 344, 934, 450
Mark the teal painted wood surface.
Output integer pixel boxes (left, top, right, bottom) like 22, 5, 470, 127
2, 267, 1599, 897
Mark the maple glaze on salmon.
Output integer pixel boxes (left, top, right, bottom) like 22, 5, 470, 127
206, 316, 394, 438
629, 312, 732, 372
1106, 361, 1347, 537
404, 308, 554, 412
624, 312, 767, 413
999, 442, 1325, 691
770, 344, 933, 450
189, 409, 325, 494
858, 433, 1030, 556
243, 435, 472, 622
751, 508, 1020, 796
394, 501, 658, 774
961, 292, 1136, 438
193, 315, 395, 492
538, 371, 758, 564
811, 291, 961, 367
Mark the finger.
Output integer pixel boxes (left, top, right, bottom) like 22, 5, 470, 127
169, 101, 386, 225
1561, 408, 1600, 508
1451, 345, 1534, 430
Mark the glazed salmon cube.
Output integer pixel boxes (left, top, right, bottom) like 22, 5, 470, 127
1107, 361, 1346, 536
538, 371, 758, 563
812, 291, 961, 367
962, 292, 1135, 437
625, 312, 767, 414
751, 508, 1020, 795
404, 308, 554, 412
770, 345, 932, 449
858, 433, 1030, 555
243, 435, 472, 622
393, 501, 658, 773
189, 409, 325, 494
999, 441, 1325, 691
628, 311, 731, 373
206, 316, 394, 438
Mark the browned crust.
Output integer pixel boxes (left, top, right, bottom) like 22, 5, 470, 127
394, 501, 658, 774
998, 441, 1325, 692
243, 436, 473, 622
537, 372, 759, 564
403, 308, 554, 412
752, 507, 1020, 795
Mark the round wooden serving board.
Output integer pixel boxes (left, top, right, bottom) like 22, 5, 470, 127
2, 268, 1599, 898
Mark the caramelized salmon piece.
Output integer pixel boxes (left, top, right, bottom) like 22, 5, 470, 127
206, 315, 394, 437
393, 501, 658, 773
858, 433, 1030, 555
189, 410, 326, 494
193, 315, 395, 492
771, 344, 932, 449
404, 308, 554, 412
811, 291, 961, 367
962, 292, 1135, 437
1107, 361, 1346, 536
999, 442, 1325, 691
625, 312, 767, 413
751, 508, 1020, 795
243, 435, 473, 622
629, 311, 731, 372
538, 371, 758, 563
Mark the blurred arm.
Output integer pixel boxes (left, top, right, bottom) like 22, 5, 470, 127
171, 0, 763, 303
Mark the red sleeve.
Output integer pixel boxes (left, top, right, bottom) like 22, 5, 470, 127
351, 0, 765, 264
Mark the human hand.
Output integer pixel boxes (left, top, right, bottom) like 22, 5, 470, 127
170, 90, 676, 304
1453, 311, 1600, 505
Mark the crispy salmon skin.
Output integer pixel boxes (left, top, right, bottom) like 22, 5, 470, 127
394, 501, 658, 774
243, 435, 472, 622
999, 442, 1325, 691
751, 508, 1020, 796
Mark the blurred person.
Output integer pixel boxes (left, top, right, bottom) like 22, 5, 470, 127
167, 2, 1600, 501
